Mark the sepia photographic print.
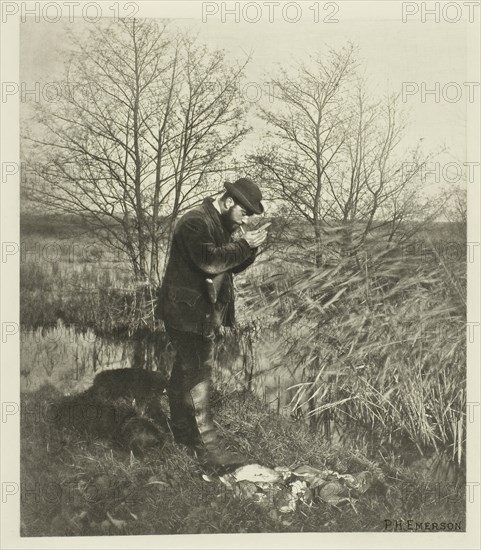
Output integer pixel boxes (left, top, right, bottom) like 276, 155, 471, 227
1, 1, 480, 548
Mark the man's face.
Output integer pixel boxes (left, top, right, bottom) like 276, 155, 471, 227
222, 200, 251, 231
229, 203, 250, 227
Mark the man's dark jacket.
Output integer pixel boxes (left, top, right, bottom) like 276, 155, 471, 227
157, 197, 257, 336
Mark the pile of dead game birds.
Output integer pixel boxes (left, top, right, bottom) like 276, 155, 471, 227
202, 463, 374, 514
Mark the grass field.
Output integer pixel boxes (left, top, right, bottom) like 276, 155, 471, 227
19, 212, 467, 534
21, 385, 465, 535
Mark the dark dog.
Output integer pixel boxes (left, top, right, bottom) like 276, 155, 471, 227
87, 368, 169, 431
49, 368, 169, 456
89, 368, 168, 401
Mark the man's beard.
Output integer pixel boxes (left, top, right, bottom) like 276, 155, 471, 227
220, 207, 240, 233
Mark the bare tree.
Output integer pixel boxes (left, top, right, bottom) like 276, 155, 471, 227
250, 44, 431, 266
23, 19, 250, 283
251, 44, 357, 266
331, 83, 431, 249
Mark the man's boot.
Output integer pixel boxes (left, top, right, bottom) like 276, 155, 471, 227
167, 386, 200, 447
188, 379, 249, 471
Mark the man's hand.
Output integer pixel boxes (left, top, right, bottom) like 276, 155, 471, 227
243, 228, 268, 248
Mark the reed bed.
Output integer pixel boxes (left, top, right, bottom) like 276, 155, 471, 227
244, 233, 466, 463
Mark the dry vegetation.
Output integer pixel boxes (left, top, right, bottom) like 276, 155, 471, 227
20, 212, 466, 534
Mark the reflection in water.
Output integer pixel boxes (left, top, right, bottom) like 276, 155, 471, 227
21, 322, 464, 484
20, 323, 174, 395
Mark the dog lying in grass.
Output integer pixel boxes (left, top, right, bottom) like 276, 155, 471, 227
50, 368, 168, 456
87, 368, 169, 429
89, 368, 168, 402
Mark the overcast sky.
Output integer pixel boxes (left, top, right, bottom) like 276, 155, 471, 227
20, 2, 472, 192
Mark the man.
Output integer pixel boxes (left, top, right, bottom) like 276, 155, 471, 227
157, 178, 268, 470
